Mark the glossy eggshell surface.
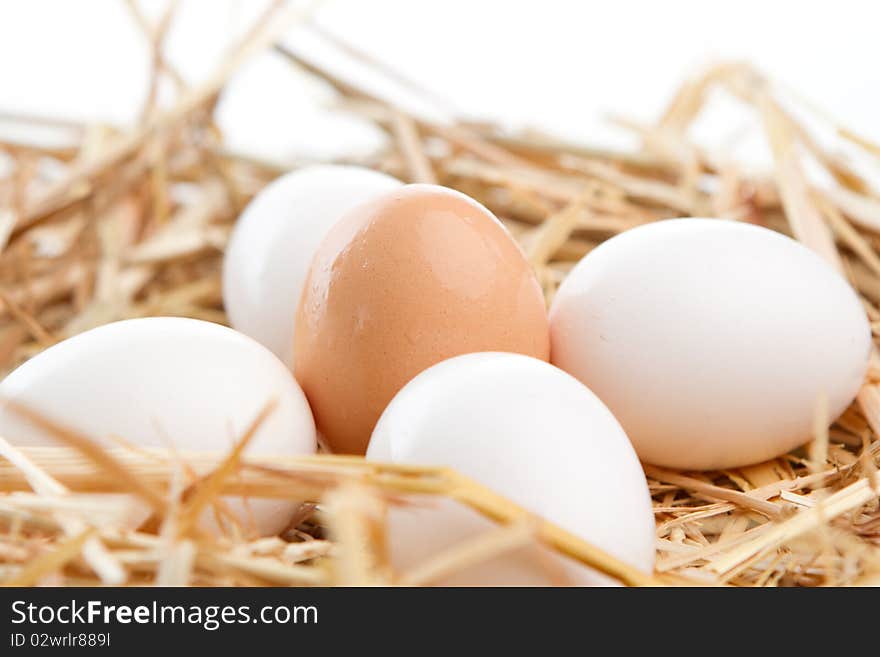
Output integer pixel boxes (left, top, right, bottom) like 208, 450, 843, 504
295, 184, 550, 455
0, 317, 317, 536
222, 165, 401, 366
367, 352, 655, 585
549, 218, 871, 470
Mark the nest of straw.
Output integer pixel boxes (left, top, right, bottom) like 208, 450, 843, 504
1, 3, 879, 587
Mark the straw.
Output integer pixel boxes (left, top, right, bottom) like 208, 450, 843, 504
0, 4, 878, 586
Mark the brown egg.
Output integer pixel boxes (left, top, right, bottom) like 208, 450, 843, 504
294, 184, 550, 454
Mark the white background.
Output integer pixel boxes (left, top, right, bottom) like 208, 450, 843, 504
0, 0, 877, 167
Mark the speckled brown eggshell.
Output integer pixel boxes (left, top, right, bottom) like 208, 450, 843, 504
294, 184, 550, 454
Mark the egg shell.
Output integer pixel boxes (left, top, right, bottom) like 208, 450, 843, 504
550, 218, 872, 470
222, 165, 401, 366
295, 184, 550, 455
367, 352, 655, 585
0, 317, 316, 536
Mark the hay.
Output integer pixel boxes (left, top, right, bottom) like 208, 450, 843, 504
0, 6, 879, 587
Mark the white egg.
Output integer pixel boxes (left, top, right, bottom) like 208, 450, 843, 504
550, 218, 871, 470
0, 317, 316, 536
367, 352, 655, 586
222, 164, 401, 366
